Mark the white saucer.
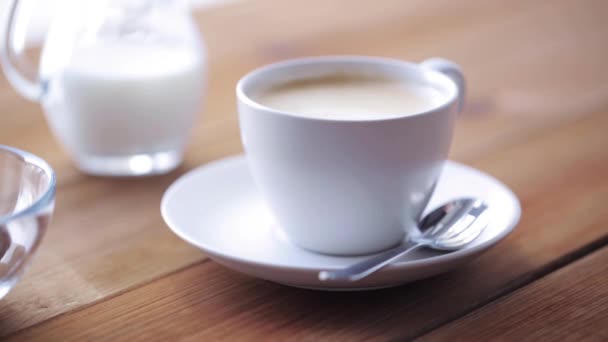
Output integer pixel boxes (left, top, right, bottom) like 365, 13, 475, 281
161, 156, 521, 290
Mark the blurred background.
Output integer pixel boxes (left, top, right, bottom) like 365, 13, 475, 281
2, 0, 605, 169
0, 0, 231, 45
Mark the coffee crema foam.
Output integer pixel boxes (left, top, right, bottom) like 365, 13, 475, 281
253, 74, 446, 120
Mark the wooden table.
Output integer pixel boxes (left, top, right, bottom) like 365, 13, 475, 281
1, 0, 607, 340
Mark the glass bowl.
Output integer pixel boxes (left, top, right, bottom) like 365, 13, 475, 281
0, 145, 55, 299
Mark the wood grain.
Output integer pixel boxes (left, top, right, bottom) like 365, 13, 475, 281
0, 0, 606, 339
419, 247, 608, 341
7, 107, 608, 341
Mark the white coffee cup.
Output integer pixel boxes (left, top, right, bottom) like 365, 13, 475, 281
237, 56, 464, 255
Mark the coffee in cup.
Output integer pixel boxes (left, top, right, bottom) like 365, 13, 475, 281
253, 74, 446, 120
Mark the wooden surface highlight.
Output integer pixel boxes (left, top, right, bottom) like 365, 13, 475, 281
420, 247, 608, 341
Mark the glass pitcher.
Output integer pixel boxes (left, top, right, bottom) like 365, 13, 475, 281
1, 0, 206, 176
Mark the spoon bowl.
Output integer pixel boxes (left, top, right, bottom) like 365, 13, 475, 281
318, 198, 489, 282
416, 198, 490, 250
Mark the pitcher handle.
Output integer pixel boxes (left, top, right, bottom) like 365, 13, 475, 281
421, 58, 465, 112
0, 0, 42, 101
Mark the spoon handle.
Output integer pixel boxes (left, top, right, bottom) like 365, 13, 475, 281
318, 243, 422, 282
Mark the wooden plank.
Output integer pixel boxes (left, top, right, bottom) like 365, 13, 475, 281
419, 247, 608, 341
1, 0, 607, 336
7, 106, 608, 341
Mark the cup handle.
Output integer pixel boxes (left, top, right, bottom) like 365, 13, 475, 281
421, 58, 465, 112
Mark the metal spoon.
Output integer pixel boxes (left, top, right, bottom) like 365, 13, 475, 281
318, 198, 490, 282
